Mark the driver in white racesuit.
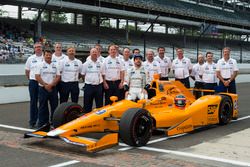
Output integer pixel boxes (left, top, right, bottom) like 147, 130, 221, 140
123, 54, 150, 101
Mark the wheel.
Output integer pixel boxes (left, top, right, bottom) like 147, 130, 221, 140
52, 102, 84, 128
219, 95, 233, 125
119, 108, 153, 146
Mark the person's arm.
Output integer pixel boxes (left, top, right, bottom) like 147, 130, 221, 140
25, 69, 30, 79
35, 74, 47, 87
119, 70, 125, 89
229, 71, 238, 83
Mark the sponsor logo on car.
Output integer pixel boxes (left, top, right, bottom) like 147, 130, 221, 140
96, 109, 106, 115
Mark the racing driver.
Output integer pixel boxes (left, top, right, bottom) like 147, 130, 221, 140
123, 54, 150, 101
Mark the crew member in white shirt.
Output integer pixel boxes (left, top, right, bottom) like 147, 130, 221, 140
52, 42, 67, 64
216, 47, 238, 93
103, 45, 125, 105
123, 47, 134, 70
191, 53, 204, 98
35, 49, 60, 128
60, 47, 82, 103
86, 44, 105, 63
143, 49, 161, 82
155, 46, 172, 80
52, 42, 67, 100
25, 42, 43, 128
120, 47, 133, 99
81, 48, 104, 112
200, 52, 218, 95
172, 48, 192, 88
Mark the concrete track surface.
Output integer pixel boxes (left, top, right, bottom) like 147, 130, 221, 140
0, 83, 250, 167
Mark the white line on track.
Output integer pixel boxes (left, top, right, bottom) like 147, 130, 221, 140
48, 160, 80, 167
139, 147, 250, 167
0, 124, 35, 132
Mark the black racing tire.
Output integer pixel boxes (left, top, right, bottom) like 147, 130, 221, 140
119, 108, 153, 146
52, 102, 84, 128
219, 95, 233, 125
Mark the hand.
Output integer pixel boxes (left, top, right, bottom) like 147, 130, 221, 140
223, 80, 230, 87
119, 82, 123, 89
44, 84, 53, 92
103, 82, 109, 89
125, 91, 129, 99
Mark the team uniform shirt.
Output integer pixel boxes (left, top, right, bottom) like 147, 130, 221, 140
191, 63, 203, 82
25, 54, 43, 80
123, 58, 134, 71
35, 61, 60, 87
103, 56, 125, 81
60, 57, 82, 82
216, 58, 239, 79
81, 59, 104, 85
124, 65, 149, 100
155, 55, 172, 78
172, 57, 192, 79
52, 53, 67, 67
143, 60, 161, 82
86, 55, 105, 63
201, 62, 217, 83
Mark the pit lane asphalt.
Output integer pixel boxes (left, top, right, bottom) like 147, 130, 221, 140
0, 83, 250, 167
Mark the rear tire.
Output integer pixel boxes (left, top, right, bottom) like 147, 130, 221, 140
119, 108, 153, 146
52, 102, 84, 128
219, 95, 233, 125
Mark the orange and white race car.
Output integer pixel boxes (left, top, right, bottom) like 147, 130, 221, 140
24, 78, 238, 152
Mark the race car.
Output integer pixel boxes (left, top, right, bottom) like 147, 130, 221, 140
24, 78, 238, 152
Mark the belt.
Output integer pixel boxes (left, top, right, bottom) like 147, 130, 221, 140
106, 80, 121, 83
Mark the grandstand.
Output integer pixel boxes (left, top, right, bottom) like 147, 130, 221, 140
0, 0, 250, 63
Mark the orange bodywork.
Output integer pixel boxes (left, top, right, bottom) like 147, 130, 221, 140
25, 79, 238, 152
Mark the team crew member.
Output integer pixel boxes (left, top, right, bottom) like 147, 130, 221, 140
143, 49, 161, 82
60, 47, 82, 103
86, 44, 105, 63
35, 49, 60, 128
52, 43, 67, 64
132, 48, 140, 55
200, 52, 217, 95
131, 48, 140, 59
216, 47, 238, 93
122, 47, 134, 70
155, 47, 172, 80
120, 47, 133, 99
25, 42, 43, 128
52, 42, 67, 100
172, 48, 192, 88
81, 48, 104, 112
103, 45, 125, 105
115, 45, 123, 60
124, 54, 149, 101
191, 54, 204, 98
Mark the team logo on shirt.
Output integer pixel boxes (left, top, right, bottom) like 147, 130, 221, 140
74, 62, 79, 67
42, 65, 47, 69
182, 61, 186, 64
32, 60, 37, 63
108, 61, 112, 64
65, 63, 70, 67
88, 65, 93, 68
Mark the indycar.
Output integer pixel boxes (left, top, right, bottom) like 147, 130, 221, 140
24, 77, 238, 152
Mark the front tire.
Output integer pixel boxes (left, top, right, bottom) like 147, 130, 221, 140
219, 95, 233, 125
119, 108, 153, 146
52, 102, 84, 128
